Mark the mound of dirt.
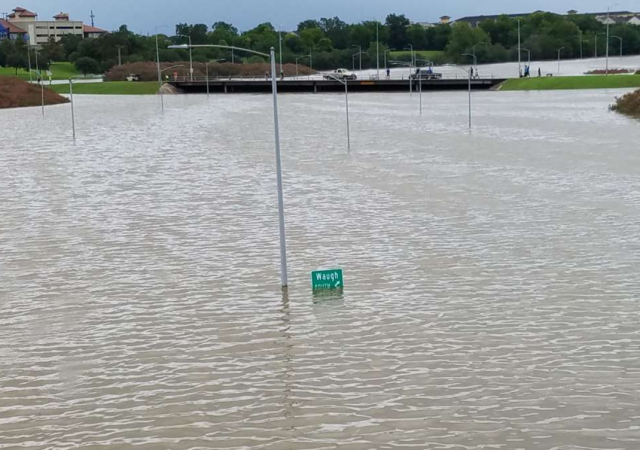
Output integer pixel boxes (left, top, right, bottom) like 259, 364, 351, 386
0, 76, 69, 109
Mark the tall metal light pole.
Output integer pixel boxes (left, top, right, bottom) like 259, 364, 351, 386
352, 45, 362, 71
521, 48, 531, 66
445, 65, 472, 129
116, 45, 125, 66
605, 7, 611, 75
27, 46, 32, 82
295, 55, 309, 79
279, 27, 283, 76
462, 52, 477, 67
384, 48, 394, 71
205, 59, 225, 98
69, 78, 76, 140
168, 43, 289, 288
154, 26, 168, 112
404, 44, 414, 95
33, 48, 44, 116
576, 31, 584, 59
159, 64, 184, 110
472, 41, 486, 64
517, 18, 522, 77
612, 35, 622, 58
325, 74, 351, 152
557, 46, 565, 73
376, 20, 380, 79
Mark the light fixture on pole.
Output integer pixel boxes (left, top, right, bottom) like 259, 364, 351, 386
69, 78, 76, 140
444, 64, 473, 129
205, 59, 225, 98
27, 46, 32, 82
168, 43, 289, 288
576, 32, 584, 59
295, 54, 309, 79
472, 41, 487, 64
158, 64, 185, 109
375, 20, 380, 80
384, 48, 394, 71
517, 18, 522, 76
557, 46, 565, 73
462, 52, 477, 67
325, 74, 351, 152
154, 26, 169, 113
351, 44, 362, 71
520, 48, 531, 66
611, 35, 623, 58
404, 44, 414, 95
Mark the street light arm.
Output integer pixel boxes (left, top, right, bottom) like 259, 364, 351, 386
161, 64, 185, 73
168, 44, 270, 58
324, 74, 347, 85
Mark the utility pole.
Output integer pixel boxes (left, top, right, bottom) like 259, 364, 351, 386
116, 45, 124, 66
90, 9, 95, 27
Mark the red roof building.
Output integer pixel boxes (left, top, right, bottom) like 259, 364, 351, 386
8, 7, 37, 19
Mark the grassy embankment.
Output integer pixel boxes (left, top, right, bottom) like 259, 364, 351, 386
0, 62, 84, 81
501, 75, 640, 91
52, 82, 159, 95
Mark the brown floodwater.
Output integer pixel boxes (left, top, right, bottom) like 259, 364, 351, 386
1, 89, 640, 449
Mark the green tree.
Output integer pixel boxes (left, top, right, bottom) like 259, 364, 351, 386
319, 17, 349, 49
446, 22, 491, 62
425, 25, 452, 51
0, 39, 14, 67
385, 14, 410, 50
297, 20, 321, 33
284, 33, 303, 53
75, 56, 100, 75
300, 27, 324, 51
59, 34, 83, 59
406, 24, 427, 49
41, 37, 65, 63
349, 24, 372, 49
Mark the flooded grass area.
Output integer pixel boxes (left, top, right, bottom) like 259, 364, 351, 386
1, 90, 640, 449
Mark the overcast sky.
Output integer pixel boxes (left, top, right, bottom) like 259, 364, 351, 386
3, 0, 637, 33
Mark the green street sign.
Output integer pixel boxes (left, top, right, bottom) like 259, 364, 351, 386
312, 269, 344, 291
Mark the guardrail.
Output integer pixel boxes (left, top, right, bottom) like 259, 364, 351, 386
169, 73, 496, 83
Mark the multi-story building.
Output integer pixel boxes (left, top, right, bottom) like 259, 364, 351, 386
1, 6, 107, 46
452, 10, 640, 28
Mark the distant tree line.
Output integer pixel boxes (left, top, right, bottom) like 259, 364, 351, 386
1, 12, 640, 76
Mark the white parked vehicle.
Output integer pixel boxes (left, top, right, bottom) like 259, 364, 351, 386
324, 68, 358, 81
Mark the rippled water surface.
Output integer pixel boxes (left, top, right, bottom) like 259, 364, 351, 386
2, 90, 640, 449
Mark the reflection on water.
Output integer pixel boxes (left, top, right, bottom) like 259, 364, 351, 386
1, 90, 640, 449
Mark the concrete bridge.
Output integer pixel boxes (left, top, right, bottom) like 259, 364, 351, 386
169, 77, 506, 94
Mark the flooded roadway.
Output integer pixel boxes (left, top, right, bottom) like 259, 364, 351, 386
1, 89, 640, 449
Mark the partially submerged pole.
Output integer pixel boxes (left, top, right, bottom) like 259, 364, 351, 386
270, 47, 289, 289
69, 79, 76, 140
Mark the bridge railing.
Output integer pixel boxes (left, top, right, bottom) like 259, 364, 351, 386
169, 73, 497, 83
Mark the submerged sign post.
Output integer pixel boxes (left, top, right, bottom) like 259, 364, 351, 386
312, 269, 344, 292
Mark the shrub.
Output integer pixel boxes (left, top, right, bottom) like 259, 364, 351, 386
75, 56, 100, 75
610, 89, 640, 118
